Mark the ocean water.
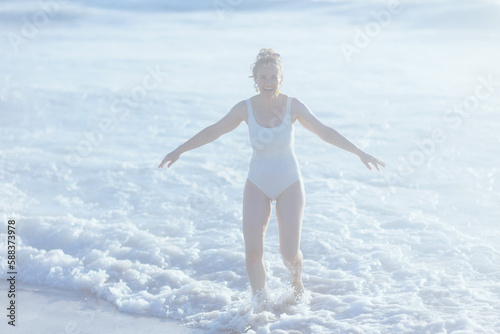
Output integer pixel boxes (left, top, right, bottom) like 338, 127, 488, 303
1, 0, 500, 333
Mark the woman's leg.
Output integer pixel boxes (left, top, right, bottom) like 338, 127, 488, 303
275, 180, 305, 296
243, 179, 272, 295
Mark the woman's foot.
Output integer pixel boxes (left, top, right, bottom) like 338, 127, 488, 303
283, 251, 304, 298
251, 288, 269, 313
291, 277, 304, 298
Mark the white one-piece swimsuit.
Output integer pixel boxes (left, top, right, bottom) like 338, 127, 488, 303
246, 96, 302, 201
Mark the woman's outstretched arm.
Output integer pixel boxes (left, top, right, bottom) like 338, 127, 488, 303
158, 101, 246, 168
294, 98, 385, 171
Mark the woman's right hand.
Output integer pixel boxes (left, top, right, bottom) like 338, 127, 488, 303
358, 150, 385, 171
158, 149, 181, 168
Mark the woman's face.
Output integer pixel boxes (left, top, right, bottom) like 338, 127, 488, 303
254, 63, 283, 97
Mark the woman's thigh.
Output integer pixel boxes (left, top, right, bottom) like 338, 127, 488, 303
243, 179, 272, 256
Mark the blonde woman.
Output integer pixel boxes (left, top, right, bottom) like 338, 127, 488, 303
158, 48, 385, 299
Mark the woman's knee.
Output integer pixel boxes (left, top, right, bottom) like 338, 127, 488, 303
246, 247, 264, 263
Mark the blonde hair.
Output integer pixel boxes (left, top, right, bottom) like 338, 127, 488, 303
249, 48, 283, 79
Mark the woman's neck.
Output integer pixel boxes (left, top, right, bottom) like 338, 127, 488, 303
258, 94, 280, 109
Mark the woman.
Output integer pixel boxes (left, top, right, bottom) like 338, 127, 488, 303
158, 48, 385, 298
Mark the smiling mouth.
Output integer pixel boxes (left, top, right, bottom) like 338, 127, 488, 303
263, 87, 274, 92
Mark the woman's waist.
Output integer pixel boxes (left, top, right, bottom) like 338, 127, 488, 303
249, 152, 300, 169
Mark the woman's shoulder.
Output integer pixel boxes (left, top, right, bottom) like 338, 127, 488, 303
232, 99, 248, 112
288, 96, 309, 115
229, 100, 249, 120
281, 95, 305, 107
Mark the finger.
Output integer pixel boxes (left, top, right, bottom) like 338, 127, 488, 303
159, 159, 168, 168
373, 157, 385, 167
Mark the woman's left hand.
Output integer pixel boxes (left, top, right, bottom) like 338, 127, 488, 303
358, 150, 386, 171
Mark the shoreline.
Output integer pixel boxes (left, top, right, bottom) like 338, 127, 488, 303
1, 284, 205, 333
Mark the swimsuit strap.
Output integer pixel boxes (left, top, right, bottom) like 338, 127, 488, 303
246, 99, 255, 126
